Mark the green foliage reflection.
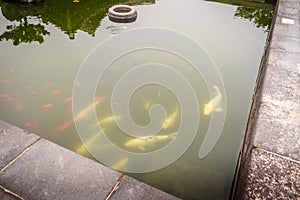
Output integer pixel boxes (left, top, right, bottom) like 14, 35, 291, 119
206, 0, 275, 31
235, 6, 274, 31
0, 17, 50, 45
0, 0, 154, 45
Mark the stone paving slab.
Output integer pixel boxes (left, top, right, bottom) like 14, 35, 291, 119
0, 139, 122, 200
273, 23, 300, 40
270, 35, 300, 53
267, 49, 300, 73
110, 176, 180, 200
252, 0, 300, 162
238, 148, 300, 200
0, 120, 40, 170
277, 1, 300, 21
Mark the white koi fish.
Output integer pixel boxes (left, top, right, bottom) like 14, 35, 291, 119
204, 86, 222, 115
124, 132, 177, 151
162, 106, 179, 130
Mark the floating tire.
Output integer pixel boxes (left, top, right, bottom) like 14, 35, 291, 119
108, 5, 137, 23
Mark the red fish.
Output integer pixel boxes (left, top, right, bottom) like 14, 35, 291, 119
58, 120, 72, 131
0, 94, 14, 102
0, 80, 12, 87
45, 82, 54, 88
42, 104, 53, 111
52, 89, 62, 95
13, 102, 24, 111
62, 97, 72, 103
24, 122, 36, 128
29, 90, 37, 94
94, 96, 105, 101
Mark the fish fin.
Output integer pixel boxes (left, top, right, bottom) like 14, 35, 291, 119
212, 86, 220, 95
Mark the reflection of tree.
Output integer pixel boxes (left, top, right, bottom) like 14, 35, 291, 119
206, 0, 275, 31
0, 0, 155, 44
235, 6, 274, 31
0, 17, 50, 45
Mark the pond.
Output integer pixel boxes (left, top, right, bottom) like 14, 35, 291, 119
0, 0, 274, 199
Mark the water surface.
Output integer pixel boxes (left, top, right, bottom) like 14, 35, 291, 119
0, 0, 273, 199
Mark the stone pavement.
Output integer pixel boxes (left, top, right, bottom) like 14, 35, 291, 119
236, 0, 300, 199
0, 120, 179, 200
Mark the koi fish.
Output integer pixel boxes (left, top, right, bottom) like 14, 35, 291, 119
124, 132, 177, 151
204, 86, 222, 115
162, 106, 179, 130
0, 94, 14, 102
75, 131, 106, 156
58, 120, 73, 132
13, 102, 24, 111
24, 122, 36, 128
98, 115, 121, 126
111, 158, 128, 171
62, 97, 73, 103
42, 104, 53, 111
74, 98, 105, 121
0, 80, 12, 87
52, 89, 62, 95
45, 82, 54, 88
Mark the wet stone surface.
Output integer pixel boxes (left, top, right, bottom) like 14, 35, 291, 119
240, 148, 300, 200
0, 120, 39, 170
0, 139, 122, 200
111, 176, 180, 200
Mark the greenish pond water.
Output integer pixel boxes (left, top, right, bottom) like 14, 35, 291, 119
0, 0, 273, 199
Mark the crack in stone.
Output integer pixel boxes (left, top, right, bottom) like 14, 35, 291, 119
0, 138, 41, 174
0, 185, 24, 200
105, 175, 126, 200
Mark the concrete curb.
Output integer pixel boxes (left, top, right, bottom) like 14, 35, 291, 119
235, 0, 300, 199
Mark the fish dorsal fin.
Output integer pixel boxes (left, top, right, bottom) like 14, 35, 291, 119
212, 86, 220, 96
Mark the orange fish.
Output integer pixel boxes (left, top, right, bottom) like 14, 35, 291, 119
13, 102, 24, 111
58, 120, 73, 131
42, 104, 53, 111
0, 80, 12, 87
0, 94, 14, 102
52, 89, 62, 95
24, 122, 36, 128
62, 97, 72, 103
45, 82, 54, 88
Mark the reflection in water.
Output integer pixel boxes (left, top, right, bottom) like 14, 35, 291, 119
0, 16, 50, 45
235, 6, 274, 31
0, 0, 274, 199
207, 0, 274, 31
0, 0, 155, 43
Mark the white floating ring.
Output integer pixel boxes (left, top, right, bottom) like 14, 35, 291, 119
108, 5, 137, 23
